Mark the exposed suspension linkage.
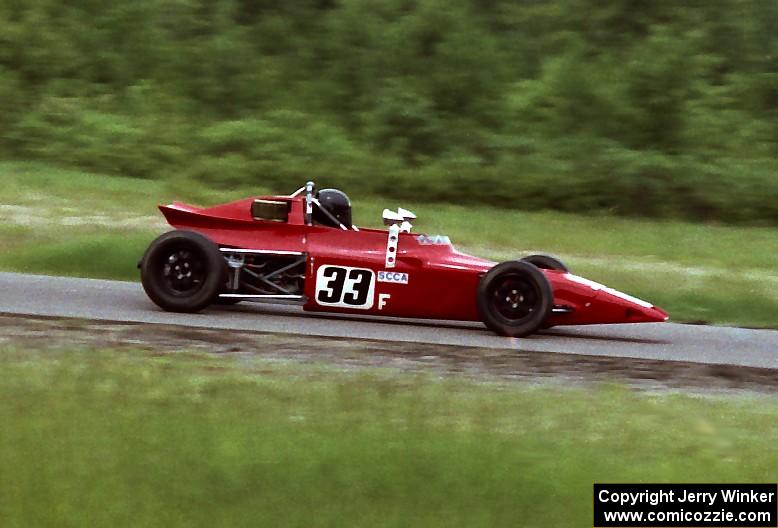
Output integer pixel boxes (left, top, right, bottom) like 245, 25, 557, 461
219, 248, 307, 303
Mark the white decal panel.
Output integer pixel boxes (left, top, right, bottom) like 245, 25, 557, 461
377, 271, 409, 285
315, 265, 375, 309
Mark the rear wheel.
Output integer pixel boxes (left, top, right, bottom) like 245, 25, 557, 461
477, 261, 553, 337
140, 230, 226, 313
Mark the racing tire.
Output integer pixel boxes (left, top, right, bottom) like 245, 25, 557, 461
520, 254, 569, 273
477, 261, 554, 337
140, 230, 226, 313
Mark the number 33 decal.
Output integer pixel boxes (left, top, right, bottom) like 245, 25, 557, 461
315, 265, 375, 309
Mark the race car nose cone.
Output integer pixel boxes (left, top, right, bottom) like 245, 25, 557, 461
649, 305, 670, 322
587, 285, 669, 324
558, 273, 669, 326
625, 304, 669, 323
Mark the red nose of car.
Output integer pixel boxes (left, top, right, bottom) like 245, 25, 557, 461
623, 302, 670, 323
592, 287, 669, 324
547, 272, 668, 327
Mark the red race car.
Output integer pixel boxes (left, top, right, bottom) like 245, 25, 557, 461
139, 182, 668, 337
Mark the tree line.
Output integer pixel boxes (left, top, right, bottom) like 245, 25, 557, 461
1, 0, 777, 223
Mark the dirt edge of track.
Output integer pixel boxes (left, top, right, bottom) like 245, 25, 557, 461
1, 313, 776, 395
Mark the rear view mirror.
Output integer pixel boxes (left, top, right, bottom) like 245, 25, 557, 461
397, 207, 416, 221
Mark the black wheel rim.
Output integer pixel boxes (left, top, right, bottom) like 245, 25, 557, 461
490, 273, 540, 322
158, 244, 207, 296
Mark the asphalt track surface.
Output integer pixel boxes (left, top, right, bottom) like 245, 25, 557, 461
0, 272, 776, 369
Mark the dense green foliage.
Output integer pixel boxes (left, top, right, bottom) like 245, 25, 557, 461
1, 0, 777, 223
1, 347, 777, 527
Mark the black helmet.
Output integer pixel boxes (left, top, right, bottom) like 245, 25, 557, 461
314, 189, 352, 228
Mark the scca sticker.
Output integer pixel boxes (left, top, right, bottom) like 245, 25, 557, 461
377, 271, 409, 285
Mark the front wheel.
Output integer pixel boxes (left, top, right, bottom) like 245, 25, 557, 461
477, 261, 553, 337
520, 254, 569, 273
140, 230, 226, 313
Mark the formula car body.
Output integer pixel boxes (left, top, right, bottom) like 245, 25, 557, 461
139, 182, 668, 337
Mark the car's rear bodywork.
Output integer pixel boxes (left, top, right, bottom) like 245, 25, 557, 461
154, 185, 667, 329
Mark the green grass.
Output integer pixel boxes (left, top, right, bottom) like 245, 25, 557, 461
0, 161, 249, 280
0, 347, 776, 528
1, 160, 777, 326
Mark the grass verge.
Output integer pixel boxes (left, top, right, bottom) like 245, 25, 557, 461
0, 347, 777, 527
1, 160, 777, 326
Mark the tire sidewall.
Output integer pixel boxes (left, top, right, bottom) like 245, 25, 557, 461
477, 260, 553, 337
140, 230, 226, 313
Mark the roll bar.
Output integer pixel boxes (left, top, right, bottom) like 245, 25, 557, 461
295, 180, 357, 231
